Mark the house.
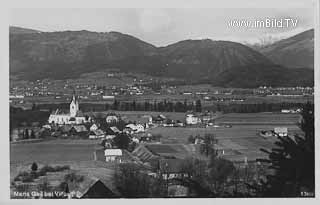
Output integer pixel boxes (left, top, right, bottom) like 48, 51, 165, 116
89, 123, 99, 131
274, 127, 288, 137
59, 125, 73, 133
159, 159, 189, 180
105, 126, 120, 139
42, 124, 51, 129
104, 149, 123, 162
153, 115, 166, 124
125, 124, 145, 133
185, 113, 201, 125
89, 129, 105, 139
106, 113, 119, 124
132, 144, 199, 162
69, 125, 88, 136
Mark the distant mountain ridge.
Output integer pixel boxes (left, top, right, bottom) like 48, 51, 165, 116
10, 26, 42, 34
10, 26, 314, 87
259, 29, 314, 69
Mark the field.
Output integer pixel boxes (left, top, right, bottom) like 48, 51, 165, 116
215, 112, 301, 125
10, 139, 104, 179
146, 112, 303, 162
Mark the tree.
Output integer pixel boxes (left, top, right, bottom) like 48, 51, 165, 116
24, 129, 29, 139
112, 133, 130, 150
200, 134, 217, 157
114, 163, 164, 197
188, 135, 195, 144
31, 162, 38, 172
30, 130, 35, 139
253, 102, 314, 197
195, 100, 202, 112
208, 157, 236, 193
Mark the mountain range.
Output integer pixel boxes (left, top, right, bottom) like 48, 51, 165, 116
10, 26, 314, 87
259, 29, 314, 69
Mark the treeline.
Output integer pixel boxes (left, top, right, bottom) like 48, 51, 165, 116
34, 100, 310, 114
35, 100, 202, 113
10, 106, 50, 129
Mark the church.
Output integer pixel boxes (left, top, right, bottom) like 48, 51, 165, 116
48, 95, 89, 125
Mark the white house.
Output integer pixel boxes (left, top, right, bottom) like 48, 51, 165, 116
104, 149, 123, 162
274, 127, 288, 137
106, 114, 119, 123
48, 95, 89, 125
185, 114, 201, 125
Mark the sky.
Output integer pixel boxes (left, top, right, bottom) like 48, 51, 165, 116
10, 7, 315, 46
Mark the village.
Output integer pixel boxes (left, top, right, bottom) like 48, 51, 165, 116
10, 92, 304, 198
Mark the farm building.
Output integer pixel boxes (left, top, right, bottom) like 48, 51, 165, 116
132, 144, 200, 162
67, 177, 117, 198
104, 149, 123, 162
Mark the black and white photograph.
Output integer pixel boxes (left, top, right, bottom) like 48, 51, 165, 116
4, 0, 319, 201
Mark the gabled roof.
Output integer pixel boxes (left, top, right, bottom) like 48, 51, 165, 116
109, 126, 120, 133
90, 129, 104, 136
59, 125, 73, 133
71, 125, 88, 132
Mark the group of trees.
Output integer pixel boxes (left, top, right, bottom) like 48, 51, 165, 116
33, 100, 309, 114
248, 102, 315, 197
10, 106, 50, 130
107, 99, 202, 113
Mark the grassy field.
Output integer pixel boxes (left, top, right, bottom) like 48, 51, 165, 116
10, 140, 100, 166
148, 124, 302, 142
10, 139, 108, 181
215, 113, 301, 125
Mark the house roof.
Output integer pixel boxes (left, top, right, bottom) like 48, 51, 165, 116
72, 125, 88, 132
109, 126, 120, 133
76, 111, 85, 117
59, 125, 73, 133
132, 144, 200, 162
274, 127, 288, 133
104, 149, 122, 156
90, 129, 104, 136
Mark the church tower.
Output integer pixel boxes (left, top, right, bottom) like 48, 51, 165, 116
70, 94, 79, 117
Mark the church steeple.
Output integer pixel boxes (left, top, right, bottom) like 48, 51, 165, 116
70, 92, 79, 117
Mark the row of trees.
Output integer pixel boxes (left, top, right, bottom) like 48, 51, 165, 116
34, 100, 309, 114
107, 99, 202, 113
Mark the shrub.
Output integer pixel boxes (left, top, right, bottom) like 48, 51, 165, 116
21, 175, 34, 183
64, 172, 84, 183
31, 162, 38, 172
40, 165, 55, 173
